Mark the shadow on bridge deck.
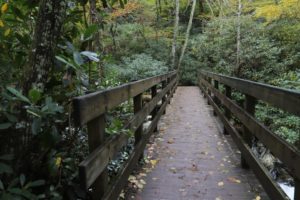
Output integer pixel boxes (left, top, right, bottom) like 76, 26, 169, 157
136, 86, 269, 200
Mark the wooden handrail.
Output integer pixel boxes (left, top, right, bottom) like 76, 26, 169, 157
199, 70, 300, 200
73, 71, 178, 199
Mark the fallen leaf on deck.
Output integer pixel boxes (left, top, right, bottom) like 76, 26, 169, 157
150, 159, 158, 167
255, 196, 261, 200
228, 176, 241, 184
218, 181, 224, 187
167, 138, 174, 144
216, 197, 222, 200
169, 167, 177, 173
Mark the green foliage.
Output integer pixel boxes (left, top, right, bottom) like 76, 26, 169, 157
109, 53, 169, 82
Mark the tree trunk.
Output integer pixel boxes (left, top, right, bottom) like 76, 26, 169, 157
235, 0, 242, 76
177, 0, 196, 70
22, 0, 67, 94
171, 0, 180, 69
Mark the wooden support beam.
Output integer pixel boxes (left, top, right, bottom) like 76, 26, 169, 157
241, 95, 256, 169
86, 115, 108, 199
213, 80, 219, 116
295, 178, 300, 200
151, 85, 158, 132
223, 85, 231, 135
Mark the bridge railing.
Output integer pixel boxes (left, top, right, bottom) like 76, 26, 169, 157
73, 71, 178, 200
199, 70, 300, 200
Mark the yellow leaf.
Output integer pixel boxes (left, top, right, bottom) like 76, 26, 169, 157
0, 20, 4, 27
255, 196, 261, 200
1, 3, 8, 14
55, 156, 62, 167
4, 28, 10, 36
150, 159, 158, 166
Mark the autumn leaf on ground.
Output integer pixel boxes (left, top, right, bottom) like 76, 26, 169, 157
218, 181, 224, 187
167, 138, 174, 144
150, 159, 158, 167
216, 197, 222, 200
169, 167, 177, 173
227, 176, 241, 184
255, 196, 261, 200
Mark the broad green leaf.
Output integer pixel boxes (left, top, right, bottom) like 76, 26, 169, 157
28, 89, 42, 104
6, 87, 30, 104
20, 174, 25, 187
31, 118, 41, 135
55, 56, 77, 69
73, 51, 84, 66
4, 113, 17, 123
0, 179, 4, 190
26, 180, 45, 188
84, 24, 98, 38
0, 163, 13, 174
0, 154, 14, 161
80, 51, 99, 62
0, 123, 12, 129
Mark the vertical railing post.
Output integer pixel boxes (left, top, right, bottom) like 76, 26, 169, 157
87, 115, 108, 199
134, 94, 143, 144
134, 93, 144, 160
223, 85, 231, 135
295, 178, 300, 200
213, 80, 219, 116
241, 94, 256, 169
162, 80, 167, 114
151, 85, 158, 132
207, 77, 212, 105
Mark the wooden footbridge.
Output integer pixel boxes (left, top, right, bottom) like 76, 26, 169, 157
73, 71, 300, 200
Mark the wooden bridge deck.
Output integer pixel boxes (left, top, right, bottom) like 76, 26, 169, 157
137, 86, 268, 200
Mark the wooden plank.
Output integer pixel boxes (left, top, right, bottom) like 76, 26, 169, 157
202, 87, 289, 200
201, 78, 300, 180
73, 71, 176, 126
103, 84, 177, 200
79, 78, 177, 189
200, 71, 300, 116
134, 94, 143, 144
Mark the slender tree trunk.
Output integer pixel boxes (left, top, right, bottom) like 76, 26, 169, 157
171, 0, 180, 69
89, 0, 101, 52
177, 0, 196, 70
22, 0, 67, 94
236, 0, 242, 76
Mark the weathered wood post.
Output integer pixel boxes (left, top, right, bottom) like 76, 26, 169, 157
241, 94, 256, 169
151, 85, 158, 132
295, 179, 300, 200
134, 93, 144, 160
87, 115, 108, 199
162, 80, 167, 114
207, 77, 212, 105
134, 93, 143, 143
213, 80, 219, 116
223, 85, 231, 135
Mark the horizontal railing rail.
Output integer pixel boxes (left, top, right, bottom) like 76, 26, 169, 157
199, 70, 300, 200
73, 71, 178, 200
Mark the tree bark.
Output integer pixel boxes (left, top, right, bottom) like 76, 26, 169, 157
177, 0, 196, 70
22, 0, 67, 94
171, 0, 180, 69
235, 0, 242, 76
